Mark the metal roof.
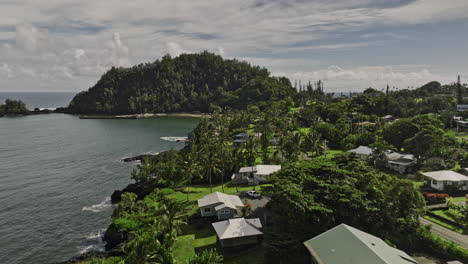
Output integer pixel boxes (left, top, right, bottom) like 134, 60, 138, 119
197, 192, 244, 209
422, 170, 468, 182
347, 146, 373, 156
212, 217, 263, 240
238, 165, 281, 175
303, 224, 417, 264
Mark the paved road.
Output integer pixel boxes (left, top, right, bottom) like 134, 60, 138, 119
420, 217, 468, 248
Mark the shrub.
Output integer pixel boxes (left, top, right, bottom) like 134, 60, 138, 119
113, 217, 139, 231
422, 192, 449, 204
159, 188, 175, 196
189, 249, 223, 264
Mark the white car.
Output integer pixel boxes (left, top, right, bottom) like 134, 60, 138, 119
246, 190, 261, 198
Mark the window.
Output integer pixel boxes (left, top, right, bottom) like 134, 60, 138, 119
221, 210, 230, 214
204, 208, 211, 213
432, 180, 437, 185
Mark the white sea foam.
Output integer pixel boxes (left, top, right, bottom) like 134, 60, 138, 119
82, 197, 112, 213
79, 229, 106, 254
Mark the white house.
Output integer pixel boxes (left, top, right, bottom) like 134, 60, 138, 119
231, 164, 281, 185
347, 146, 416, 173
347, 145, 373, 160
197, 192, 244, 220
421, 170, 468, 191
212, 217, 263, 252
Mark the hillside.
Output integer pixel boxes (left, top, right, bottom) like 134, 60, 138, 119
67, 52, 296, 114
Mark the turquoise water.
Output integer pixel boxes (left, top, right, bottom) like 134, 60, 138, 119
0, 113, 198, 263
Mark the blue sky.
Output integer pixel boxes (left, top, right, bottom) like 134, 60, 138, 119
0, 0, 467, 92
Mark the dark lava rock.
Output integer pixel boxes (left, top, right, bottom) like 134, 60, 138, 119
103, 223, 134, 251
110, 183, 154, 204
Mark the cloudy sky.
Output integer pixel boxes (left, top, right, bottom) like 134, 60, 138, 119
0, 0, 467, 92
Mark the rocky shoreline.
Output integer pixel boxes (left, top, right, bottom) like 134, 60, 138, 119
58, 150, 174, 263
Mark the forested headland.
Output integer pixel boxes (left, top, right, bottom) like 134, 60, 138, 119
66, 52, 295, 115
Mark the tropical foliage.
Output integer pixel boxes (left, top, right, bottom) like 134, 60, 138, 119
67, 52, 296, 114
0, 99, 29, 116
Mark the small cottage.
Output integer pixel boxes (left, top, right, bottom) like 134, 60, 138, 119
197, 192, 244, 220
422, 170, 468, 191
212, 217, 263, 253
347, 146, 416, 173
231, 164, 281, 185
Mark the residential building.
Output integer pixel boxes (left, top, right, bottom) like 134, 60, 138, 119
421, 170, 468, 191
382, 115, 398, 122
231, 164, 281, 185
197, 192, 244, 220
457, 104, 468, 112
233, 133, 249, 147
303, 224, 417, 264
212, 217, 263, 252
347, 146, 416, 173
347, 145, 373, 160
385, 152, 417, 174
456, 120, 468, 131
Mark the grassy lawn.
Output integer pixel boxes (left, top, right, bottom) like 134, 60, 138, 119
173, 222, 265, 264
423, 215, 463, 233
449, 197, 467, 203
432, 210, 457, 223
170, 183, 269, 263
224, 246, 265, 264
173, 224, 217, 263
322, 149, 344, 158
167, 183, 271, 216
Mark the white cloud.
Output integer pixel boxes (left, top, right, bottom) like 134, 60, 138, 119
279, 65, 450, 92
0, 0, 467, 91
165, 42, 189, 57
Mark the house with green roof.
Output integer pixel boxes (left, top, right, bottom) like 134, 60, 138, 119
303, 224, 417, 264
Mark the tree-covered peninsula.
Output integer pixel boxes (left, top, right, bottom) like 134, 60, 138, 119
67, 52, 296, 115
0, 99, 29, 116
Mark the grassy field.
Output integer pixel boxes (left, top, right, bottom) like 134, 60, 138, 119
173, 224, 217, 263
167, 183, 271, 216
171, 183, 269, 263
449, 197, 467, 203
423, 215, 463, 233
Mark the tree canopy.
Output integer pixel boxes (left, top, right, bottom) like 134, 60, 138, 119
67, 52, 296, 114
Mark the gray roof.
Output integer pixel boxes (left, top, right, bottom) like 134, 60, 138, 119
422, 170, 468, 182
212, 217, 263, 240
238, 165, 281, 175
197, 192, 244, 209
348, 146, 373, 156
447, 261, 463, 264
303, 224, 417, 264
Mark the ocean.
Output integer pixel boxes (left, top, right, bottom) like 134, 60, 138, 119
0, 93, 199, 264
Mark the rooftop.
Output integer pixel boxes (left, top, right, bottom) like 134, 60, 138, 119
303, 224, 417, 264
197, 192, 244, 209
347, 146, 373, 156
212, 217, 263, 240
238, 164, 281, 175
421, 170, 468, 182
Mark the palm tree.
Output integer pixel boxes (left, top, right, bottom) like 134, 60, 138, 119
181, 141, 201, 201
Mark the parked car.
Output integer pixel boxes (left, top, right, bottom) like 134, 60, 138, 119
246, 190, 261, 198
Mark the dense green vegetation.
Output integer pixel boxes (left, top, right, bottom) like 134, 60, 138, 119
264, 156, 425, 262
0, 99, 29, 116
78, 55, 468, 263
67, 52, 296, 114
